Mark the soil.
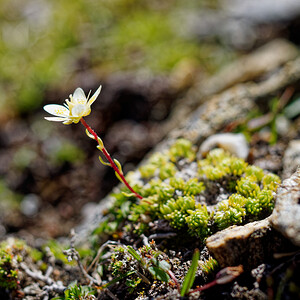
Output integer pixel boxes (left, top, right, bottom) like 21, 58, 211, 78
0, 74, 178, 240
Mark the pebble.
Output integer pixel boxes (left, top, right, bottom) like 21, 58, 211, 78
20, 194, 40, 217
198, 133, 249, 159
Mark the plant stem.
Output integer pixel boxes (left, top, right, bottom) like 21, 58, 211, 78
80, 118, 143, 199
168, 270, 181, 293
188, 279, 217, 294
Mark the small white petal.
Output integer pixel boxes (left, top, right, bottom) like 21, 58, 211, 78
88, 85, 102, 106
44, 116, 68, 122
44, 104, 69, 117
73, 88, 86, 104
63, 119, 73, 125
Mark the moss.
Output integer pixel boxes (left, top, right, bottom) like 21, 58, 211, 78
0, 238, 45, 291
214, 201, 246, 230
139, 164, 157, 178
159, 162, 177, 180
90, 140, 283, 295
160, 196, 196, 229
108, 242, 172, 295
1, 137, 280, 296
170, 178, 205, 196
236, 178, 260, 198
186, 205, 211, 238
169, 138, 196, 162
200, 257, 219, 275
0, 250, 18, 290
97, 139, 281, 244
0, 238, 98, 298
244, 165, 265, 181
139, 139, 196, 180
262, 173, 281, 192
198, 149, 248, 180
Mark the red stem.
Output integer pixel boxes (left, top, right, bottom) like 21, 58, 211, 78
188, 280, 217, 294
167, 270, 180, 293
80, 118, 143, 200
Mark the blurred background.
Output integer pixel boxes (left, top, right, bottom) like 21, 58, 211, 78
0, 0, 300, 239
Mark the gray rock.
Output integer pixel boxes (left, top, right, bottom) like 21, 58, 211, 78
206, 217, 294, 270
282, 140, 300, 179
178, 1, 300, 49
225, 0, 300, 23
198, 39, 299, 97
206, 167, 300, 269
166, 39, 298, 137
271, 168, 300, 247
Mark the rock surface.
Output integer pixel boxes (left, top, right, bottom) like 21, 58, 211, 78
271, 168, 300, 247
205, 217, 295, 270
180, 1, 300, 49
77, 39, 300, 242
165, 39, 299, 146
282, 140, 300, 179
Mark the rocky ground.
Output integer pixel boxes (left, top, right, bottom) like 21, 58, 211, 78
1, 1, 300, 298
1, 38, 300, 299
75, 39, 300, 300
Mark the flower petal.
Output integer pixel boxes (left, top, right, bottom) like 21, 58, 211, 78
63, 119, 74, 125
73, 88, 86, 104
44, 104, 69, 117
88, 85, 102, 106
44, 116, 68, 122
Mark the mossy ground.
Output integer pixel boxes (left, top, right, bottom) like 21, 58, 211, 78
0, 1, 300, 299
2, 138, 295, 300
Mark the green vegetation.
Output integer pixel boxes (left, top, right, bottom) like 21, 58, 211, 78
0, 180, 22, 209
48, 140, 86, 166
200, 256, 219, 275
0, 238, 44, 291
109, 242, 172, 292
85, 137, 281, 295
0, 137, 283, 298
54, 282, 95, 300
181, 249, 200, 296
0, 250, 19, 290
0, 0, 233, 117
96, 139, 280, 242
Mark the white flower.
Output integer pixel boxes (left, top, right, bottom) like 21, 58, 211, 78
43, 86, 102, 124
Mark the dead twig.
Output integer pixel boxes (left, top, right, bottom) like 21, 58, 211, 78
87, 240, 122, 273
64, 229, 100, 286
20, 262, 66, 299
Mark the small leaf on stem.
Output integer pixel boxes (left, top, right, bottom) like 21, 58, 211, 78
99, 155, 111, 167
114, 159, 123, 174
86, 128, 96, 140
